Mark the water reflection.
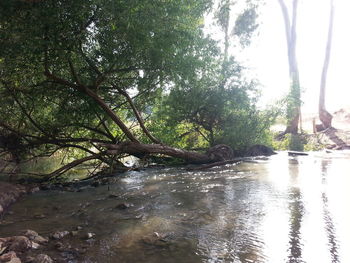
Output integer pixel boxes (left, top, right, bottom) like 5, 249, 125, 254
287, 160, 304, 263
0, 152, 350, 262
321, 160, 339, 263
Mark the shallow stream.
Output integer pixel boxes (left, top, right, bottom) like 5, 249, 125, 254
1, 151, 350, 262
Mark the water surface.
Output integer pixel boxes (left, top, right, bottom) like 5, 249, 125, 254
1, 151, 349, 263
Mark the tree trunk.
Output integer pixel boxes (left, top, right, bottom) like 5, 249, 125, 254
278, 0, 301, 134
319, 0, 334, 130
103, 142, 234, 164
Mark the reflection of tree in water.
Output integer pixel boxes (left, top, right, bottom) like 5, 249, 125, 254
321, 160, 340, 263
287, 159, 304, 263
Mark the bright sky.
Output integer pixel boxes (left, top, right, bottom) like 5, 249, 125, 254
237, 0, 350, 114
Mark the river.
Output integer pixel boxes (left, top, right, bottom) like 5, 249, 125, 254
0, 151, 349, 263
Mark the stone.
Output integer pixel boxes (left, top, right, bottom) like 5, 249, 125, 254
3, 236, 33, 252
23, 230, 48, 244
0, 251, 15, 261
51, 231, 69, 240
7, 258, 21, 263
84, 233, 95, 240
115, 203, 131, 210
141, 232, 169, 248
33, 214, 46, 219
24, 256, 35, 263
34, 254, 53, 263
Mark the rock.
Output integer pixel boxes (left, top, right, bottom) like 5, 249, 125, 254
245, 144, 277, 157
70, 231, 78, 237
107, 194, 119, 199
141, 232, 169, 247
23, 230, 48, 244
24, 256, 35, 263
115, 203, 131, 210
0, 236, 34, 252
84, 233, 95, 240
34, 254, 53, 263
51, 231, 69, 240
7, 257, 21, 263
33, 214, 46, 219
0, 251, 19, 262
54, 242, 63, 251
76, 226, 83, 231
28, 187, 40, 194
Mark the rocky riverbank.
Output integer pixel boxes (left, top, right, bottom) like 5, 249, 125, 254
0, 230, 52, 263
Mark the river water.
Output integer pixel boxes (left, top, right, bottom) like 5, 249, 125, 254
1, 151, 349, 263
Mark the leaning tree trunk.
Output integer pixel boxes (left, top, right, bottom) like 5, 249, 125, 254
103, 142, 234, 164
278, 0, 301, 135
319, 0, 334, 130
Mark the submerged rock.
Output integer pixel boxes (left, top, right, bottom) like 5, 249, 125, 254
51, 231, 69, 240
115, 203, 131, 210
22, 230, 48, 245
0, 236, 37, 252
84, 233, 95, 240
34, 254, 53, 263
141, 232, 170, 247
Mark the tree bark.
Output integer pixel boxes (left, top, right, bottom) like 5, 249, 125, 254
319, 0, 334, 130
278, 0, 301, 134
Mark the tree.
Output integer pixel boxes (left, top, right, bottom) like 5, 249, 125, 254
277, 0, 301, 134
318, 0, 335, 130
150, 0, 276, 152
0, 0, 239, 179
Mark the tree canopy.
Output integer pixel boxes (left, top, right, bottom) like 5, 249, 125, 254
0, 0, 276, 179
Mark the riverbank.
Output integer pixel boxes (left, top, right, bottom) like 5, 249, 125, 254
0, 183, 39, 217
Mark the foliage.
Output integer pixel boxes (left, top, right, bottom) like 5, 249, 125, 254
151, 0, 277, 152
0, 0, 277, 178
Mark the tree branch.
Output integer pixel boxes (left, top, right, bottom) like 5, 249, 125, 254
117, 86, 161, 144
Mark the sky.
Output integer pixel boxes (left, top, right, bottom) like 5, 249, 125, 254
235, 0, 350, 114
